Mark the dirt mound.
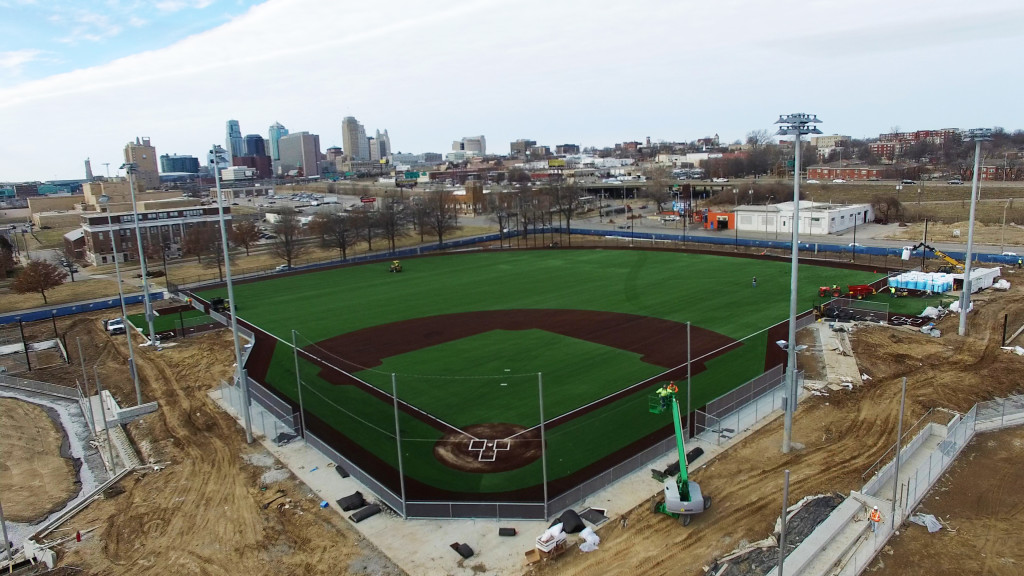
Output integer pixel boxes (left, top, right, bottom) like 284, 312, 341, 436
434, 422, 542, 473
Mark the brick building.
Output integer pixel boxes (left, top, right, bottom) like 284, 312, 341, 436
72, 206, 231, 265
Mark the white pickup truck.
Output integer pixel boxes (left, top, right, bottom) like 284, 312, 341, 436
103, 318, 126, 335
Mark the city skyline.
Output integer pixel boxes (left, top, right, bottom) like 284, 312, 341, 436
2, 0, 1022, 182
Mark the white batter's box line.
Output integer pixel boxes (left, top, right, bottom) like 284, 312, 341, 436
469, 439, 511, 462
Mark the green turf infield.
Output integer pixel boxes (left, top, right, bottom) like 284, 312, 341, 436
200, 249, 882, 495
127, 308, 209, 333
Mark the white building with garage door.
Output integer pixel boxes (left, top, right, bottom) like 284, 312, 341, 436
733, 201, 873, 238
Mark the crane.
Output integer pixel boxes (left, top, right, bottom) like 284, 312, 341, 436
649, 386, 712, 525
906, 242, 964, 274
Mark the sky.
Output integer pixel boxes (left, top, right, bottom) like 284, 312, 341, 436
1, 0, 1022, 182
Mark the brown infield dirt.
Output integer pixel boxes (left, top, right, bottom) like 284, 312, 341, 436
6, 254, 1024, 576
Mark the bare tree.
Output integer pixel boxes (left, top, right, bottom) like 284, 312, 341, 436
12, 260, 67, 304
550, 181, 584, 246
319, 209, 356, 260
643, 165, 674, 212
746, 129, 773, 149
487, 189, 516, 247
0, 236, 15, 280
182, 226, 218, 264
378, 199, 410, 254
271, 208, 308, 267
871, 195, 902, 224
350, 208, 381, 251
231, 220, 261, 255
421, 188, 460, 248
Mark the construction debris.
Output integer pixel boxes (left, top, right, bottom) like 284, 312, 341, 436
909, 513, 943, 533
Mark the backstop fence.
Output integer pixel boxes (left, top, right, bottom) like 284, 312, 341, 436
222, 352, 800, 520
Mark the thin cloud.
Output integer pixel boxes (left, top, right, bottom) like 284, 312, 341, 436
156, 0, 214, 13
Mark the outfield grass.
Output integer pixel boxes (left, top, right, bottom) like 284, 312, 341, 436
201, 250, 881, 495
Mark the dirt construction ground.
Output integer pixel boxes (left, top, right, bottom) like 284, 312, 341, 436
8, 267, 1024, 575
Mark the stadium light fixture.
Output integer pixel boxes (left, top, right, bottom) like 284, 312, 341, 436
210, 145, 253, 444
98, 193, 143, 406
775, 113, 822, 454
120, 162, 158, 350
959, 128, 992, 336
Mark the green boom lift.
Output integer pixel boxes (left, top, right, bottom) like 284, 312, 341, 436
649, 389, 712, 526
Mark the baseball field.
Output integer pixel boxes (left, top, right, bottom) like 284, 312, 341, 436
198, 249, 882, 502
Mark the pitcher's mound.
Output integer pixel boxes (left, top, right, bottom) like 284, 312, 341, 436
434, 423, 542, 473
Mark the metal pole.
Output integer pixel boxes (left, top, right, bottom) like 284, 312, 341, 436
960, 137, 984, 336
686, 321, 692, 437
18, 320, 30, 371
106, 211, 143, 405
93, 367, 117, 474
778, 469, 790, 576
292, 330, 306, 437
212, 146, 253, 443
783, 135, 802, 454
891, 376, 907, 526
0, 499, 12, 572
1003, 314, 1009, 347
76, 338, 96, 435
921, 218, 928, 269
538, 372, 549, 520
391, 373, 407, 518
124, 166, 157, 345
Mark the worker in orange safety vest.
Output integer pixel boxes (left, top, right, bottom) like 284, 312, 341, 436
869, 505, 882, 532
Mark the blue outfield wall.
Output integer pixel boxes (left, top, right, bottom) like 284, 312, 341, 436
567, 227, 1019, 266
0, 292, 164, 325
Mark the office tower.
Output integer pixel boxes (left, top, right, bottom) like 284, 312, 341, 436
244, 134, 267, 157
123, 136, 160, 191
454, 136, 486, 155
277, 132, 321, 177
268, 122, 288, 161
342, 116, 369, 161
84, 158, 94, 180
226, 120, 244, 158
160, 154, 201, 174
376, 129, 391, 158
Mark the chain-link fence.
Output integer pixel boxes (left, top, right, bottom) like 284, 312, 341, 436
900, 405, 977, 515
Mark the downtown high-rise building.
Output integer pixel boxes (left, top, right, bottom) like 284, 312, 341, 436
225, 120, 245, 158
277, 132, 321, 177
453, 135, 486, 155
268, 121, 288, 161
342, 116, 370, 162
244, 134, 267, 157
123, 136, 160, 191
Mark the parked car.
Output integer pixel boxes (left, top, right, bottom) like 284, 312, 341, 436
274, 264, 291, 273
712, 177, 729, 183
660, 215, 681, 222
901, 179, 917, 184
806, 179, 820, 184
832, 179, 847, 183
103, 318, 126, 335
948, 179, 964, 185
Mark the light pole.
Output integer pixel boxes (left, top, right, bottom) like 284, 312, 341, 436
959, 128, 993, 336
120, 163, 158, 346
98, 194, 143, 406
775, 112, 822, 454
765, 195, 774, 241
210, 145, 254, 443
1001, 198, 1013, 254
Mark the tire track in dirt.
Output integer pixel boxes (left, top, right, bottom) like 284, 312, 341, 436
50, 318, 403, 576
